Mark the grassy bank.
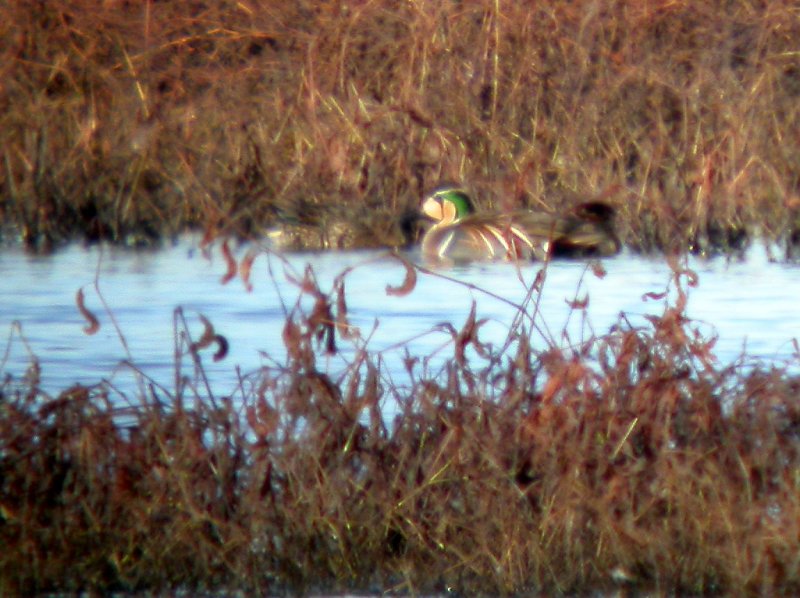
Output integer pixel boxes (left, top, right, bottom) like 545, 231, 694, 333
3, 0, 800, 253
2, 253, 800, 595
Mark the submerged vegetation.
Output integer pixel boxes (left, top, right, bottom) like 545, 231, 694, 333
3, 0, 800, 253
3, 248, 800, 595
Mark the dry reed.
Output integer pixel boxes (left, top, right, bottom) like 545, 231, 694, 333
2, 1, 800, 254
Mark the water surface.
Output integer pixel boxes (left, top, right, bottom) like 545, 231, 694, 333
1, 239, 798, 395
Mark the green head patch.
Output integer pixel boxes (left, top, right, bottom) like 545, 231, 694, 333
432, 188, 475, 218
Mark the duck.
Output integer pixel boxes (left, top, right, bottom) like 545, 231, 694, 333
517, 201, 621, 258
419, 185, 620, 262
266, 199, 415, 251
419, 185, 549, 263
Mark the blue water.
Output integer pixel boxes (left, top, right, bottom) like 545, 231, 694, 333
1, 238, 798, 396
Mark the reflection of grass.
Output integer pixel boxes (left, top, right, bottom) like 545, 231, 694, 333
3, 1, 800, 253
3, 254, 800, 594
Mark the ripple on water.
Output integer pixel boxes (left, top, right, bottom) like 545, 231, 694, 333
1, 239, 798, 393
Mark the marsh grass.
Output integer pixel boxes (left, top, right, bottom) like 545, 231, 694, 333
3, 0, 800, 253
2, 250, 800, 595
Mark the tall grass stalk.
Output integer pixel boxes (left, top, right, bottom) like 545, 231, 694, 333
2, 1, 800, 254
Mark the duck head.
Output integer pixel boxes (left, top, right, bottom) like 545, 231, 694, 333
574, 201, 616, 222
420, 185, 475, 225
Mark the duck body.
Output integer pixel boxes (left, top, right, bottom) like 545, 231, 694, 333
419, 187, 548, 263
266, 199, 415, 251
419, 186, 620, 263
421, 212, 547, 262
549, 202, 621, 257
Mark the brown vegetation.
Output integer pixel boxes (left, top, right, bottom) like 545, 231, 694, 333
3, 1, 800, 253
2, 253, 800, 595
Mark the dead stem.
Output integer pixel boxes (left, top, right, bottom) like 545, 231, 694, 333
0, 1, 798, 256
